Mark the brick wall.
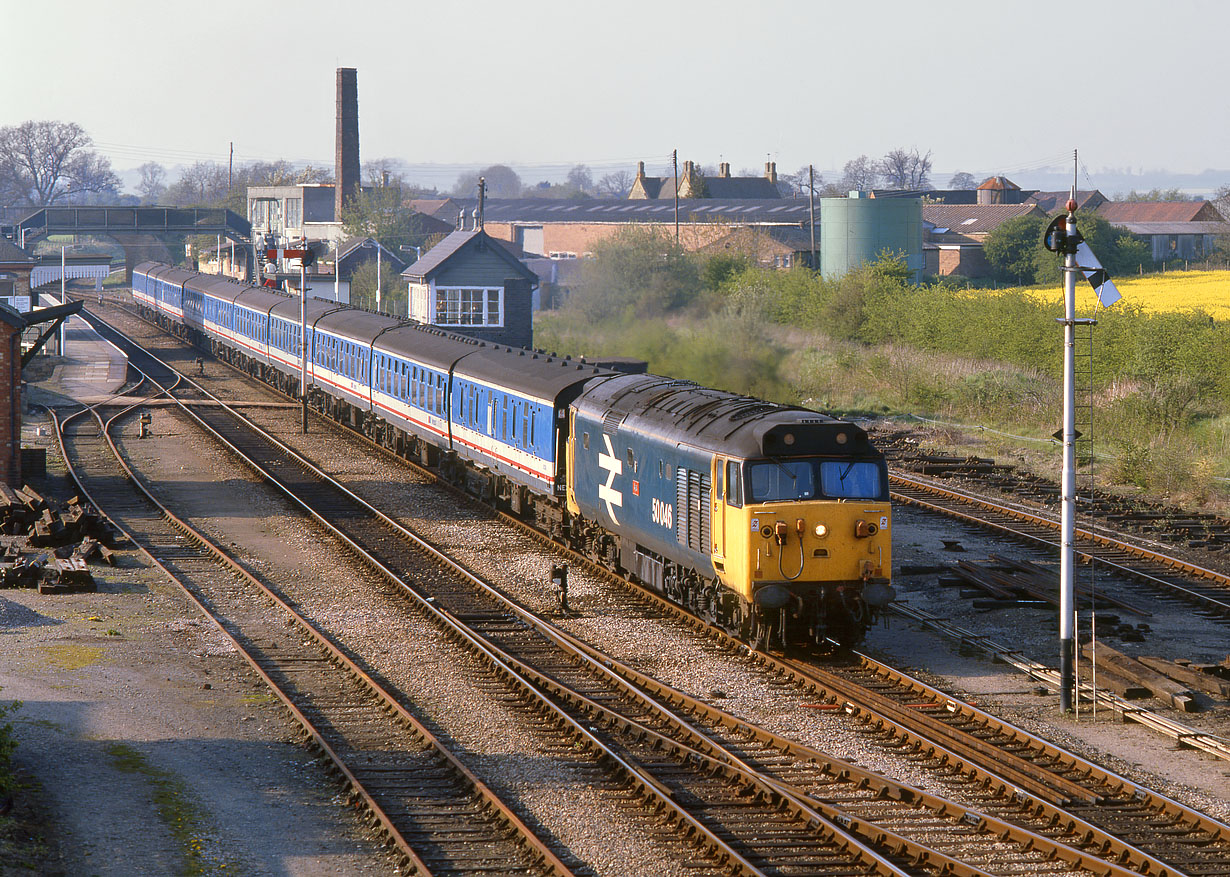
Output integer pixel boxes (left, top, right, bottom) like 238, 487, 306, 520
938, 246, 990, 277
0, 322, 20, 486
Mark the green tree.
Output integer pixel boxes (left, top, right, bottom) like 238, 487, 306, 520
339, 187, 430, 254
1033, 210, 1148, 285
453, 164, 522, 198
983, 213, 1048, 284
348, 259, 403, 314
568, 227, 700, 321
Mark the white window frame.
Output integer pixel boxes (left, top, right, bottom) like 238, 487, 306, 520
432, 285, 503, 327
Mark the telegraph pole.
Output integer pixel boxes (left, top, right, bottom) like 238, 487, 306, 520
808, 165, 817, 269
672, 150, 679, 244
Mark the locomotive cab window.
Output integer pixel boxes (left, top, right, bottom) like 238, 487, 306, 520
819, 460, 884, 499
746, 457, 886, 502
726, 461, 743, 508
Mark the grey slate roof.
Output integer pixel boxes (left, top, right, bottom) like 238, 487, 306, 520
336, 236, 409, 273
702, 177, 781, 199
402, 229, 538, 282
0, 238, 34, 264
1111, 221, 1229, 235
432, 198, 812, 226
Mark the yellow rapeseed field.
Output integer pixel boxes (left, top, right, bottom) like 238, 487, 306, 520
1020, 269, 1230, 318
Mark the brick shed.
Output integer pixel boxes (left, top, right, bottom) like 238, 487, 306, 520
0, 304, 26, 487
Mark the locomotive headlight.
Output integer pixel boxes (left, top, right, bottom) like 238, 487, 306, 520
813, 523, 828, 538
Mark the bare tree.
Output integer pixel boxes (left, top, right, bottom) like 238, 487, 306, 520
136, 162, 167, 203
777, 165, 824, 198
0, 120, 120, 205
877, 148, 932, 190
164, 161, 230, 206
595, 170, 634, 198
948, 171, 978, 190
566, 164, 593, 194
840, 155, 879, 192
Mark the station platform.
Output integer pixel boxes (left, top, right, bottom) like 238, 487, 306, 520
23, 307, 130, 408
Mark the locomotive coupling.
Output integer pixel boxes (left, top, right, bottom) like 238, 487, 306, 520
774, 521, 788, 545
854, 519, 878, 538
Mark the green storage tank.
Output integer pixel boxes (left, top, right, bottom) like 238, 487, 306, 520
819, 193, 923, 281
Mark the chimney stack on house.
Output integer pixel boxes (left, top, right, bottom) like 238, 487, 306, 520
335, 67, 360, 219
718, 162, 731, 178
764, 161, 777, 184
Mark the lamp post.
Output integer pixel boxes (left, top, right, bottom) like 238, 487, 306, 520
300, 253, 308, 434
59, 245, 66, 355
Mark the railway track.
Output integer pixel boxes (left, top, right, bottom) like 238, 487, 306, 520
82, 308, 1230, 877
889, 474, 1230, 622
52, 392, 572, 876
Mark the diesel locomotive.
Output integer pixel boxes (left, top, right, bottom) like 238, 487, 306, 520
131, 262, 893, 648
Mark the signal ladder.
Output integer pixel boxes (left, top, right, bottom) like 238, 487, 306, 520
1072, 317, 1100, 716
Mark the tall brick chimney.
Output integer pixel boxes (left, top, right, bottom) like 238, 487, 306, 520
335, 68, 360, 219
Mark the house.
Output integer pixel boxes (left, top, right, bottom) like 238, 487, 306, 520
922, 203, 1047, 277
1096, 201, 1228, 262
628, 160, 782, 200
698, 226, 817, 269
410, 197, 814, 259
402, 227, 539, 349
0, 238, 35, 301
1026, 190, 1108, 213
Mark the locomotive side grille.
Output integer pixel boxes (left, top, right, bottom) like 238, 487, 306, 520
698, 472, 711, 553
676, 473, 688, 547
676, 469, 712, 554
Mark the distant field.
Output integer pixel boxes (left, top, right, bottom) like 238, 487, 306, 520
1019, 269, 1230, 318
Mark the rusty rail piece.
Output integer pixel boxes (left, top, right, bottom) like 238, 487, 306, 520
890, 475, 1230, 620
51, 402, 574, 877
890, 602, 1230, 763
108, 304, 1230, 875
88, 331, 951, 877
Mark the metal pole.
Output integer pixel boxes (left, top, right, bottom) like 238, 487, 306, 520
334, 241, 339, 303
60, 246, 66, 355
376, 245, 382, 313
808, 165, 817, 269
301, 261, 308, 433
1059, 201, 1078, 713
217, 233, 222, 275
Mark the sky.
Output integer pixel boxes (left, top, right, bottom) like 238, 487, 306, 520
5, 0, 1229, 193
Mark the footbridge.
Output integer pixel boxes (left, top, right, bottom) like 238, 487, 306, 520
14, 207, 253, 282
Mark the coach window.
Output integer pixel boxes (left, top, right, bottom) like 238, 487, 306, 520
726, 461, 743, 508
